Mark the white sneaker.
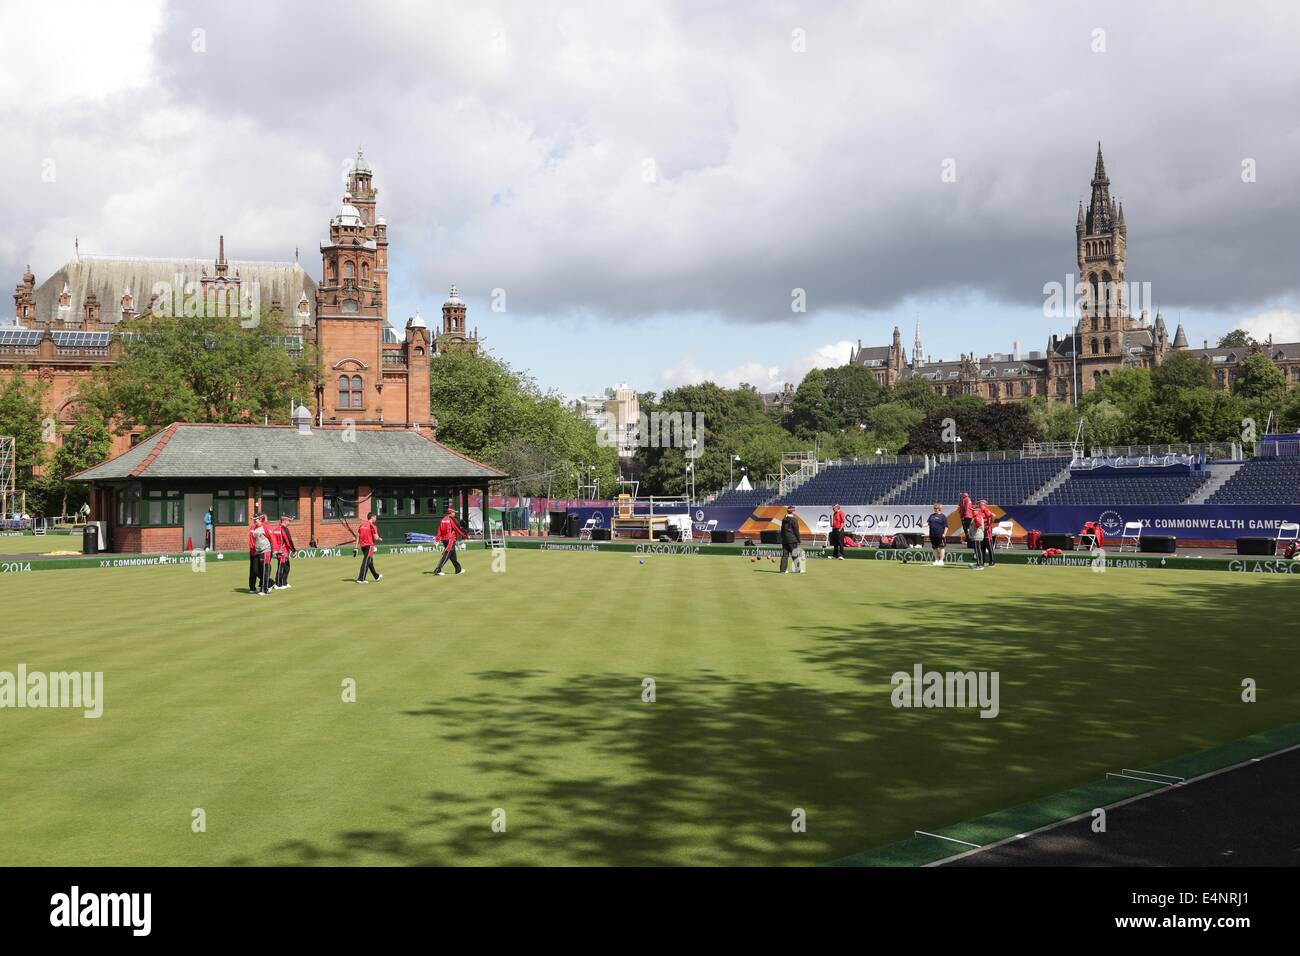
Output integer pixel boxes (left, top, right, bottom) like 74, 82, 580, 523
435, 571, 446, 576
376, 574, 383, 582
456, 568, 466, 575
356, 579, 367, 584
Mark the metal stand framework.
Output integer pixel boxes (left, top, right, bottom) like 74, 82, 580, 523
0, 436, 15, 522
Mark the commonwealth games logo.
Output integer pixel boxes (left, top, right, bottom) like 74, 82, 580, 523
1098, 510, 1123, 535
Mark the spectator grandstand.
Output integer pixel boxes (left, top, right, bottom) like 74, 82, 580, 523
1205, 457, 1300, 505
1038, 471, 1213, 506
886, 458, 1070, 505
782, 462, 923, 505
710, 487, 774, 509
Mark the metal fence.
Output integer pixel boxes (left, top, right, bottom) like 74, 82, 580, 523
1090, 442, 1240, 460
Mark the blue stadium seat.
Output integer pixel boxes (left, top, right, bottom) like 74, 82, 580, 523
1205, 458, 1300, 505
887, 458, 1070, 505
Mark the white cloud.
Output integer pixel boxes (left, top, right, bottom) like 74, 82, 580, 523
1237, 309, 1300, 343
658, 340, 856, 392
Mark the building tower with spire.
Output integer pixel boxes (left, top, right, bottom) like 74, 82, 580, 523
912, 320, 923, 368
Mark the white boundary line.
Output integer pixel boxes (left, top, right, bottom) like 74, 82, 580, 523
922, 740, 1300, 867
913, 830, 981, 848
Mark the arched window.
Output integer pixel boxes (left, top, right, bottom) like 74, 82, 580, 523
328, 261, 337, 281
1091, 337, 1099, 355
361, 262, 369, 281
344, 261, 355, 279
989, 382, 999, 400
1093, 371, 1101, 386
1104, 337, 1111, 354
338, 375, 363, 409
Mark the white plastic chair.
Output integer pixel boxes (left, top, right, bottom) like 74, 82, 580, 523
991, 520, 1014, 550
1118, 521, 1143, 552
1276, 522, 1298, 553
578, 516, 596, 540
700, 519, 717, 542
813, 517, 830, 548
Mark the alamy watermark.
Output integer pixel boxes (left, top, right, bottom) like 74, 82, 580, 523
596, 410, 705, 455
1, 664, 103, 718
891, 664, 1000, 718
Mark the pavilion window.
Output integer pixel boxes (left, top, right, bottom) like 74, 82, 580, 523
144, 488, 183, 526
260, 486, 299, 521
323, 486, 357, 520
117, 485, 141, 526
214, 487, 247, 525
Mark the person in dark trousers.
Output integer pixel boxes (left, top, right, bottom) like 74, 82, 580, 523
204, 508, 214, 551
958, 492, 974, 544
356, 512, 382, 583
779, 505, 801, 573
968, 506, 986, 570
830, 504, 846, 559
251, 515, 274, 594
927, 503, 948, 566
434, 507, 468, 575
247, 515, 262, 592
275, 515, 296, 588
978, 499, 996, 567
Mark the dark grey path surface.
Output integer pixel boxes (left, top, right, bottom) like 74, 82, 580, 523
944, 747, 1300, 866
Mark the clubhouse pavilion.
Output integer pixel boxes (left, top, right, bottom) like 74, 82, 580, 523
71, 414, 505, 554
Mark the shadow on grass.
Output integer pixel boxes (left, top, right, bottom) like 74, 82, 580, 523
231, 575, 1300, 866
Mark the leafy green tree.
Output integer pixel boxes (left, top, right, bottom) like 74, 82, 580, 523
45, 411, 111, 516
1151, 351, 1214, 395
1082, 367, 1153, 416
1217, 330, 1258, 349
785, 368, 833, 438
888, 377, 949, 417
0, 369, 49, 498
429, 350, 618, 497
822, 365, 886, 429
80, 310, 320, 437
1232, 352, 1286, 401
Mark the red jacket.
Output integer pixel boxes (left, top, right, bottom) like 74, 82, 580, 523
357, 521, 375, 548
248, 529, 256, 552
959, 496, 974, 519
269, 526, 287, 557
831, 510, 845, 530
437, 514, 466, 546
979, 506, 995, 529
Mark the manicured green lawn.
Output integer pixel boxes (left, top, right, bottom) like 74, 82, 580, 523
0, 533, 83, 555
1, 548, 1297, 866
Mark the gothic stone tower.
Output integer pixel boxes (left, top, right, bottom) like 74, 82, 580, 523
1073, 144, 1132, 394
315, 149, 389, 424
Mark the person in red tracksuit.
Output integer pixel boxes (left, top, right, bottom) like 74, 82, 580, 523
268, 519, 288, 589
355, 512, 382, 583
434, 507, 468, 576
958, 492, 974, 544
978, 499, 996, 567
275, 516, 296, 588
248, 515, 262, 592
830, 503, 846, 560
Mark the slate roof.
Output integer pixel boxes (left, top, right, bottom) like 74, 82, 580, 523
32, 256, 317, 326
71, 424, 505, 482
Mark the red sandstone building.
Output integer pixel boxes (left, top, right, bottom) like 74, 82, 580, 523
4, 150, 479, 461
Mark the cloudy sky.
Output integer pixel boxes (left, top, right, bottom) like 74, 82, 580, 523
3, 0, 1300, 398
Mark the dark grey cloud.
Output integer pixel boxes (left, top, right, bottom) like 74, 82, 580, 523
4, 0, 1300, 327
